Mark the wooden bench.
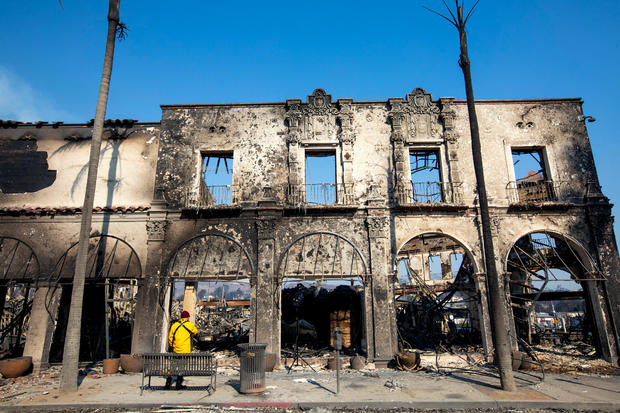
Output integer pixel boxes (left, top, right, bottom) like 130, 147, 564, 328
140, 352, 217, 394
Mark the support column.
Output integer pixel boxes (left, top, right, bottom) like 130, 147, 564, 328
23, 286, 61, 372
366, 215, 397, 364
586, 204, 620, 364
182, 282, 197, 324
253, 197, 280, 357
584, 280, 616, 363
131, 216, 169, 354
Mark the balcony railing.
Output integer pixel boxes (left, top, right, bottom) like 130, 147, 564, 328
507, 180, 563, 203
394, 181, 461, 205
288, 183, 355, 206
185, 181, 238, 208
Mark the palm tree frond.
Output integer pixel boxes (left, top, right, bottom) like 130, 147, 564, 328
464, 0, 481, 24
422, 6, 458, 28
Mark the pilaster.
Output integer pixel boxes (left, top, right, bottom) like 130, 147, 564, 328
366, 214, 397, 363
23, 286, 61, 372
131, 197, 169, 354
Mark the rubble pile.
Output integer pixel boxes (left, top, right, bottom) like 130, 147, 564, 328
522, 343, 620, 375
171, 300, 250, 351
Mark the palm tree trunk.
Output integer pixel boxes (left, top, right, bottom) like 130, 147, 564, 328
59, 0, 120, 393
455, 5, 516, 392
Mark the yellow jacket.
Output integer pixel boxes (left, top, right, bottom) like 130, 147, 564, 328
168, 318, 198, 353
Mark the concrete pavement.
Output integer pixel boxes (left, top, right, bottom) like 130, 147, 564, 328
0, 363, 618, 412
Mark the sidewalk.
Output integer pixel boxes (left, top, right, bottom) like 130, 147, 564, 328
0, 363, 619, 411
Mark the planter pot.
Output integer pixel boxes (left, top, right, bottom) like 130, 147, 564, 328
120, 354, 143, 373
0, 356, 32, 379
265, 352, 277, 372
395, 352, 420, 371
350, 355, 366, 370
102, 358, 120, 374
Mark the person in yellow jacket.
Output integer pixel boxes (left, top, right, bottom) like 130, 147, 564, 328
165, 310, 198, 390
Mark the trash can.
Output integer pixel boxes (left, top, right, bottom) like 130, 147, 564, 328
238, 343, 267, 394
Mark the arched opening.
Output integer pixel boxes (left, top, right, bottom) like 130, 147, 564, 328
394, 233, 483, 353
277, 231, 368, 360
47, 235, 141, 363
167, 233, 255, 352
0, 237, 40, 359
506, 231, 607, 370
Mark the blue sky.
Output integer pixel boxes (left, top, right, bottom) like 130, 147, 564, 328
1, 0, 619, 243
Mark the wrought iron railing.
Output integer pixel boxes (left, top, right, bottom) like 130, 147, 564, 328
185, 181, 238, 208
507, 180, 565, 203
394, 181, 462, 204
288, 183, 355, 206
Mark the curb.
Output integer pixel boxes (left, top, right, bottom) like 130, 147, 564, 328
1, 400, 618, 412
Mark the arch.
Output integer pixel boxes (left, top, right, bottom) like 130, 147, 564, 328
503, 230, 599, 278
394, 232, 480, 274
167, 232, 256, 280
48, 235, 142, 285
0, 236, 41, 284
276, 231, 368, 283
393, 232, 483, 350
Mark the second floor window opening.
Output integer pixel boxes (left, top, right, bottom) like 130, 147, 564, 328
201, 152, 234, 205
305, 151, 336, 205
409, 150, 442, 203
512, 148, 547, 182
510, 148, 555, 202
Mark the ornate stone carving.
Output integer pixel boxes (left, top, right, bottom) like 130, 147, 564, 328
256, 219, 275, 240
366, 216, 389, 238
305, 89, 336, 116
337, 99, 356, 146
440, 97, 458, 143
406, 88, 440, 115
146, 220, 168, 241
388, 89, 441, 142
285, 99, 303, 146
286, 90, 339, 143
490, 216, 501, 234
286, 130, 301, 145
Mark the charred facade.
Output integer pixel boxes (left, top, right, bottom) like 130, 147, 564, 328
0, 88, 618, 370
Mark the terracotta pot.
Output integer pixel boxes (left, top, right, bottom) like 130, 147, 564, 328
265, 352, 277, 372
0, 356, 32, 379
326, 357, 338, 370
102, 358, 120, 374
120, 354, 143, 373
350, 355, 366, 370
395, 352, 420, 371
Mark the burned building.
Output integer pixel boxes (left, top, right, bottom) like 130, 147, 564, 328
0, 88, 618, 371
